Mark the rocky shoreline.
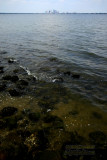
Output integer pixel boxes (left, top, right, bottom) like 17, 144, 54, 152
0, 56, 107, 160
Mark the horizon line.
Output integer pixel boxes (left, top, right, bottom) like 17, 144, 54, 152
0, 12, 107, 14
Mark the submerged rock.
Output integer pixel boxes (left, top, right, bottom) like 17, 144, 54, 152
0, 106, 18, 117
64, 71, 71, 76
8, 58, 17, 63
0, 66, 4, 73
72, 74, 80, 79
8, 89, 21, 96
11, 75, 19, 82
52, 77, 64, 83
92, 111, 102, 119
0, 120, 6, 129
0, 84, 6, 92
2, 75, 12, 80
28, 112, 40, 122
5, 117, 18, 130
18, 79, 28, 86
89, 131, 106, 146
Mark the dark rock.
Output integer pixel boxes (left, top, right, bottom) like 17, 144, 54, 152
18, 80, 28, 86
70, 131, 85, 144
89, 131, 106, 146
5, 117, 18, 130
69, 110, 79, 116
52, 77, 63, 83
0, 51, 7, 54
64, 71, 71, 76
11, 76, 19, 82
2, 75, 12, 80
38, 99, 54, 109
8, 89, 20, 96
8, 58, 16, 63
0, 106, 18, 117
49, 57, 58, 62
0, 66, 4, 73
0, 84, 6, 92
0, 120, 6, 129
17, 130, 31, 139
37, 130, 49, 150
72, 74, 80, 79
43, 114, 64, 129
28, 112, 40, 122
22, 108, 31, 115
92, 112, 102, 119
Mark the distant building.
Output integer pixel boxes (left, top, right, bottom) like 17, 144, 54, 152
45, 10, 59, 14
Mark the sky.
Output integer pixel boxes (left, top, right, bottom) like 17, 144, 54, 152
0, 0, 107, 13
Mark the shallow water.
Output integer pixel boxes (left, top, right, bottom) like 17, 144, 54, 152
0, 14, 107, 109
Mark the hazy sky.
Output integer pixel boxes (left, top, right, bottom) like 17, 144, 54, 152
0, 0, 107, 13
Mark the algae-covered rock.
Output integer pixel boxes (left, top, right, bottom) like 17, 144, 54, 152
89, 131, 106, 146
92, 112, 102, 119
28, 112, 40, 122
0, 106, 18, 117
0, 84, 6, 92
8, 89, 21, 96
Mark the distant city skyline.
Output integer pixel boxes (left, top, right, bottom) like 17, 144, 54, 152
0, 0, 107, 13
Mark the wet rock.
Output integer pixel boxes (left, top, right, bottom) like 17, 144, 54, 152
72, 74, 80, 79
22, 108, 31, 115
49, 57, 58, 62
36, 151, 61, 160
17, 119, 29, 127
28, 112, 40, 122
92, 112, 102, 119
8, 89, 20, 96
52, 77, 63, 83
18, 80, 28, 86
69, 110, 79, 116
8, 58, 16, 63
70, 131, 85, 144
2, 75, 12, 80
5, 117, 18, 130
89, 131, 106, 146
0, 120, 6, 129
0, 106, 18, 117
38, 99, 54, 109
0, 84, 6, 92
64, 71, 71, 76
0, 51, 7, 54
17, 130, 31, 139
37, 130, 49, 150
11, 75, 19, 82
0, 66, 4, 73
43, 114, 64, 129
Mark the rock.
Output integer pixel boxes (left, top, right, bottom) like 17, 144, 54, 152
0, 84, 6, 92
0, 66, 4, 74
18, 80, 28, 86
69, 110, 79, 116
0, 120, 6, 129
64, 71, 71, 76
17, 130, 31, 139
8, 89, 20, 96
5, 117, 18, 130
89, 131, 106, 146
0, 51, 7, 54
37, 130, 49, 150
28, 112, 40, 122
52, 77, 63, 83
2, 75, 12, 80
49, 57, 58, 62
92, 112, 102, 119
8, 58, 16, 63
0, 106, 18, 117
72, 74, 80, 79
11, 75, 19, 82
